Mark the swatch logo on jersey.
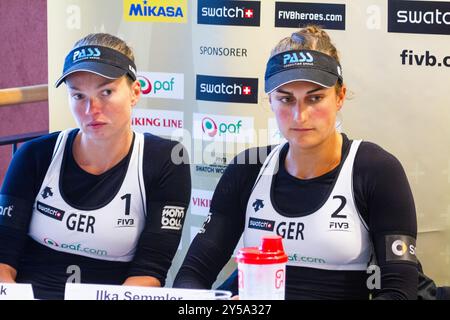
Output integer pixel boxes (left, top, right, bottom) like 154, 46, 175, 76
196, 75, 258, 104
198, 0, 261, 27
36, 201, 65, 221
385, 234, 417, 263
138, 72, 184, 100
194, 113, 254, 143
124, 0, 187, 23
388, 0, 450, 35
275, 2, 346, 30
248, 217, 275, 232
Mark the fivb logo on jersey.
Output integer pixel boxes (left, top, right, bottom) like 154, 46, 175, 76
198, 0, 261, 27
196, 75, 258, 104
124, 0, 187, 23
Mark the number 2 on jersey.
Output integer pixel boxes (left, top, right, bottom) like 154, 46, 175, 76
331, 195, 347, 218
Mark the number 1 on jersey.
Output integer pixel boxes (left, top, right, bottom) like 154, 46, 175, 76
121, 193, 131, 216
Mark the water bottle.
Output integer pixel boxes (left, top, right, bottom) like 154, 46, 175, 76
236, 235, 288, 300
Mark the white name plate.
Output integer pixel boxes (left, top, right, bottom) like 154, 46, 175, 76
0, 283, 35, 300
65, 283, 231, 300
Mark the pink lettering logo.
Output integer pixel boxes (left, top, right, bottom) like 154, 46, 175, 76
275, 269, 284, 289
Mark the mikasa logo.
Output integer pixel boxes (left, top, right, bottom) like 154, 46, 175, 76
124, 0, 187, 23
128, 2, 184, 18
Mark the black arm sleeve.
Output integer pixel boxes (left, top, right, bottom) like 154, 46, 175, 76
174, 147, 270, 289
354, 142, 418, 300
127, 137, 191, 286
0, 133, 57, 268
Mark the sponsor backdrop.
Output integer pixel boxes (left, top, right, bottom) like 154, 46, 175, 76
48, 0, 450, 287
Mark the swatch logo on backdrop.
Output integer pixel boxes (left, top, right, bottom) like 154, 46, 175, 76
275, 2, 346, 30
388, 0, 450, 35
198, 0, 261, 27
124, 0, 187, 23
138, 72, 184, 100
196, 75, 258, 104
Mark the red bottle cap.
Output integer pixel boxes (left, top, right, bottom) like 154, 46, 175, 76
236, 235, 288, 265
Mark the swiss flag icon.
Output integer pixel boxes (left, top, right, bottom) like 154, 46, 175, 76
244, 9, 254, 19
243, 86, 252, 95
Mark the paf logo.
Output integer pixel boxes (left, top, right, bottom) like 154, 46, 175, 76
138, 72, 184, 100
194, 113, 254, 143
124, 0, 187, 23
201, 117, 218, 137
44, 238, 59, 246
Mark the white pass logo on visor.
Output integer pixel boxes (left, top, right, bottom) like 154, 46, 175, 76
283, 52, 313, 65
73, 48, 101, 62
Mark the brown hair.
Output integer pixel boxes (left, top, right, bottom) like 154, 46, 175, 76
73, 33, 135, 85
270, 25, 343, 92
73, 33, 135, 61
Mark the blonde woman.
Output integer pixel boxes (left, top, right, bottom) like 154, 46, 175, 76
0, 33, 191, 299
